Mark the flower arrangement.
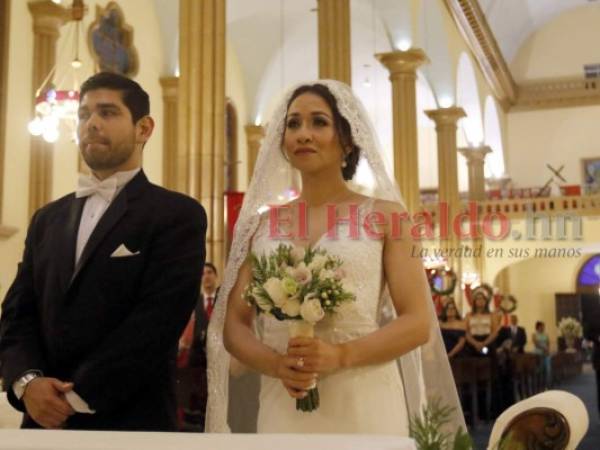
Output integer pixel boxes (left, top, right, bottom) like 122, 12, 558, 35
558, 317, 583, 339
245, 243, 356, 412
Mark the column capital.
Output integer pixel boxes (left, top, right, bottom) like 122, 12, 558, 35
425, 107, 466, 127
376, 48, 429, 74
159, 76, 179, 99
28, 1, 70, 34
245, 124, 265, 142
458, 145, 492, 164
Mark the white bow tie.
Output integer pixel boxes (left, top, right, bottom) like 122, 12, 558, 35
75, 174, 118, 202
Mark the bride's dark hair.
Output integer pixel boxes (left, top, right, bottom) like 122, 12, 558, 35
283, 83, 361, 181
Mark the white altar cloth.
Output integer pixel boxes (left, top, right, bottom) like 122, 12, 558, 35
0, 430, 417, 450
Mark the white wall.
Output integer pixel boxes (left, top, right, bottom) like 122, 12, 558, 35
507, 106, 600, 188
510, 5, 600, 82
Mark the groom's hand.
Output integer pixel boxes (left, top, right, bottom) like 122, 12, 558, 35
287, 337, 345, 374
22, 377, 75, 429
275, 354, 318, 399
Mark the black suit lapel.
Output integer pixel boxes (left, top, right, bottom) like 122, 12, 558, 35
70, 191, 128, 286
68, 171, 150, 287
59, 197, 86, 293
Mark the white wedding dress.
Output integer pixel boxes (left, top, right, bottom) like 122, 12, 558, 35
251, 199, 410, 434
205, 80, 465, 435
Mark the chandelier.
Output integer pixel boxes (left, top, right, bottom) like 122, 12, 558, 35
28, 0, 85, 143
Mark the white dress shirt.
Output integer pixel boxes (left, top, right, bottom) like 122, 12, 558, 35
14, 168, 141, 415
76, 168, 141, 264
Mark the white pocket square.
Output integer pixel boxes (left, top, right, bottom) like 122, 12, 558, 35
110, 244, 140, 258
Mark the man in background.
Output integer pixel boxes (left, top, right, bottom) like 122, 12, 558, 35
177, 263, 220, 431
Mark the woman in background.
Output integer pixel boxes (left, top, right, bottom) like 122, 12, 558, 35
533, 321, 552, 389
439, 300, 466, 359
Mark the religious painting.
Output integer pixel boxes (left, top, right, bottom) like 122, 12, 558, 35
581, 157, 600, 194
87, 2, 138, 77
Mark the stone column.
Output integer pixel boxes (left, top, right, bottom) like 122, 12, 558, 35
0, 0, 16, 237
425, 107, 466, 281
245, 124, 265, 185
317, 0, 351, 84
458, 145, 492, 202
28, 1, 70, 217
376, 49, 428, 213
178, 0, 226, 270
160, 76, 178, 191
458, 145, 492, 279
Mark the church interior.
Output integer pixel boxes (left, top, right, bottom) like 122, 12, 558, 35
1, 0, 600, 448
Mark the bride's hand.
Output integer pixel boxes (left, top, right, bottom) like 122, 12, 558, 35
275, 354, 318, 399
287, 337, 345, 374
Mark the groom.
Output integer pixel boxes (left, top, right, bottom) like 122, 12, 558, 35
0, 72, 206, 431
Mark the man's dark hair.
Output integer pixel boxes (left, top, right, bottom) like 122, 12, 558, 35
283, 83, 360, 181
80, 72, 150, 123
204, 262, 218, 276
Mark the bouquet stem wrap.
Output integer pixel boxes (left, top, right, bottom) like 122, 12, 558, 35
288, 320, 320, 412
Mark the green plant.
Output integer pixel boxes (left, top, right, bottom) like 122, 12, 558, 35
409, 397, 473, 450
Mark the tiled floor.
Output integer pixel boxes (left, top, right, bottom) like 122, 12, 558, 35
470, 363, 600, 449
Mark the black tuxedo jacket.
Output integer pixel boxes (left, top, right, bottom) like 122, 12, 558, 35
0, 171, 206, 431
498, 325, 527, 353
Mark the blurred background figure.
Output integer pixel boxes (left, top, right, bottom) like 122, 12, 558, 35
439, 299, 466, 359
532, 321, 552, 390
177, 263, 220, 431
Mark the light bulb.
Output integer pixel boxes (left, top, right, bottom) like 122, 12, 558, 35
397, 39, 411, 51
439, 97, 453, 108
42, 127, 59, 143
71, 59, 82, 69
28, 117, 43, 136
42, 114, 59, 129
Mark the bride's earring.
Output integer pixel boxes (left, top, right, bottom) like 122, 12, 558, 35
341, 147, 350, 168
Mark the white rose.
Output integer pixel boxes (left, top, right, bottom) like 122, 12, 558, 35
281, 296, 301, 317
300, 295, 325, 324
263, 277, 287, 307
290, 246, 306, 264
289, 262, 312, 285
308, 254, 328, 272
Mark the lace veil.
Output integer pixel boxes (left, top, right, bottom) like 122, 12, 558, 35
205, 79, 466, 435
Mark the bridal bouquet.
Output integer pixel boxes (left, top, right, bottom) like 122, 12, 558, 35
244, 243, 356, 412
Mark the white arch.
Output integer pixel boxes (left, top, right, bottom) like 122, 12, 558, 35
415, 0, 455, 105
456, 52, 484, 145
483, 96, 506, 178
416, 71, 438, 189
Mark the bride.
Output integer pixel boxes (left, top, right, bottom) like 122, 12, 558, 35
205, 80, 465, 435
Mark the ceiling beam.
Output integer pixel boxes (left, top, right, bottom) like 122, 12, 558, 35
443, 0, 517, 109
513, 77, 600, 112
